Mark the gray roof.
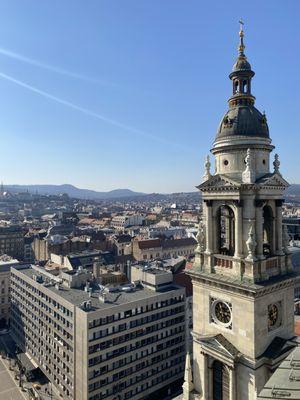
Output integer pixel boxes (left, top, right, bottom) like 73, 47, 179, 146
17, 267, 183, 312
258, 346, 300, 399
216, 105, 269, 140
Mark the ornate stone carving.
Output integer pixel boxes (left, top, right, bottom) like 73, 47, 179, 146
196, 222, 205, 253
273, 153, 281, 174
246, 223, 257, 261
203, 155, 212, 182
242, 148, 256, 184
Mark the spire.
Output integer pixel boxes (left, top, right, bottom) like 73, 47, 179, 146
238, 19, 245, 56
182, 352, 194, 399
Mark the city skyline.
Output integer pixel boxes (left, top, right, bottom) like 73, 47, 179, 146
0, 1, 299, 192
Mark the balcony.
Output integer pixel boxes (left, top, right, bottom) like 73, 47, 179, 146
214, 254, 233, 269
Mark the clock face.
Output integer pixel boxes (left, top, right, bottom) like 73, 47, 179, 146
211, 300, 232, 328
268, 304, 279, 329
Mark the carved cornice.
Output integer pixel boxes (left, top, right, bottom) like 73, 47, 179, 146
189, 270, 296, 299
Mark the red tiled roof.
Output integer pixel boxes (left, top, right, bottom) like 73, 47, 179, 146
162, 237, 197, 249
138, 239, 162, 250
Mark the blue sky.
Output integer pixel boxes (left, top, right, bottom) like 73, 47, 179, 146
0, 0, 299, 193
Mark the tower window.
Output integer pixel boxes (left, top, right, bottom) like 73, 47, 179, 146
263, 205, 274, 257
242, 80, 248, 93
263, 159, 266, 165
223, 160, 229, 166
234, 81, 239, 94
217, 205, 235, 256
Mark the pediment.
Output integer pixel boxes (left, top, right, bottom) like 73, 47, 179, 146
199, 334, 240, 360
197, 174, 241, 191
256, 173, 289, 188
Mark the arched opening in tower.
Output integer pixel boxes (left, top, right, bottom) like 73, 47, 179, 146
212, 360, 230, 400
263, 205, 274, 257
217, 205, 235, 256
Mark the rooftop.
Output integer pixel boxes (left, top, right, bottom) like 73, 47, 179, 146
258, 346, 300, 399
14, 266, 183, 312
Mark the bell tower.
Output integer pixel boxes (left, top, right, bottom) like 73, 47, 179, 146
189, 23, 296, 400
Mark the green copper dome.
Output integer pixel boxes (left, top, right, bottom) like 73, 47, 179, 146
215, 24, 269, 142
217, 106, 269, 139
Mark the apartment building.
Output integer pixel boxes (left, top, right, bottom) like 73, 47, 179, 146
10, 264, 186, 400
0, 255, 19, 327
132, 237, 197, 262
111, 215, 144, 231
0, 225, 24, 260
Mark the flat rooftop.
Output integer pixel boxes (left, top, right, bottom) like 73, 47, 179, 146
14, 267, 183, 312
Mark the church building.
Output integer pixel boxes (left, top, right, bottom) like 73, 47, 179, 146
184, 23, 298, 400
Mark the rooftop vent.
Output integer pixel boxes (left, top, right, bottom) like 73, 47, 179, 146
81, 300, 92, 310
99, 292, 108, 303
33, 274, 43, 283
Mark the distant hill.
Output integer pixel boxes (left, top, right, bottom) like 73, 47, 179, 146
6, 184, 145, 200
286, 184, 300, 196
4, 183, 300, 201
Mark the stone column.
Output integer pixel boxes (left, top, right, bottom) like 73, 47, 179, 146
205, 201, 213, 254
255, 200, 264, 260
234, 202, 243, 258
271, 214, 276, 255
202, 352, 209, 399
229, 367, 236, 400
275, 200, 284, 255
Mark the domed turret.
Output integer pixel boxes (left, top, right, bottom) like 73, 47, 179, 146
211, 21, 274, 179
214, 21, 270, 144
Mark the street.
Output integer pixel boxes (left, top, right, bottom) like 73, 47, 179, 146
0, 334, 27, 400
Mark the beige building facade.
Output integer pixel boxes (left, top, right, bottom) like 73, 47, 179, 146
132, 237, 196, 262
10, 264, 186, 400
183, 26, 297, 400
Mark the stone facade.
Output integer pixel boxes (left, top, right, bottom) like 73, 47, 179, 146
184, 25, 297, 400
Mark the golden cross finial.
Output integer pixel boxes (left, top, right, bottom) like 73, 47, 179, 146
239, 19, 244, 32
238, 18, 245, 54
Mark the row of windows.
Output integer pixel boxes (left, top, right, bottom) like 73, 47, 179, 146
89, 332, 184, 367
142, 248, 194, 260
89, 295, 184, 329
11, 290, 73, 338
89, 316, 184, 354
88, 354, 184, 394
11, 315, 73, 396
88, 365, 184, 400
89, 305, 184, 342
11, 280, 73, 328
11, 274, 73, 318
11, 302, 73, 352
89, 344, 184, 380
